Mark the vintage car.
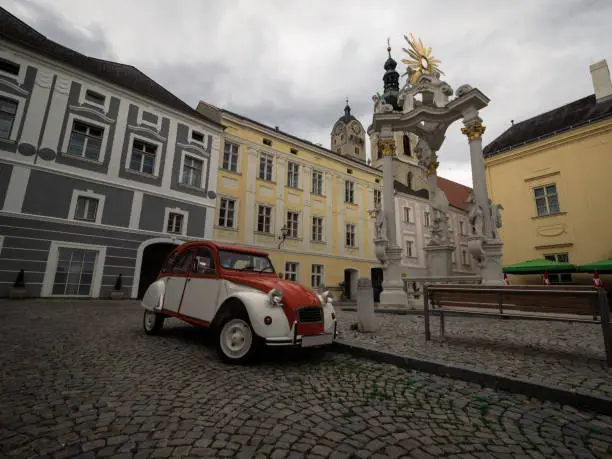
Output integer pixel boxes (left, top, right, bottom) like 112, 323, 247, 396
140, 241, 337, 363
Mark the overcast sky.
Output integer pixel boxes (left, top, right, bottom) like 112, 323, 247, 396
3, 0, 611, 186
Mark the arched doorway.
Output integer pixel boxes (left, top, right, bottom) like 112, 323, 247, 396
132, 237, 183, 299
371, 267, 383, 303
343, 268, 359, 300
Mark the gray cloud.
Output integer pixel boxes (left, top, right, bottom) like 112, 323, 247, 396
3, 0, 611, 186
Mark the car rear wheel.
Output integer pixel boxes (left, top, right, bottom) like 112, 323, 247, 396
143, 310, 164, 335
217, 316, 259, 364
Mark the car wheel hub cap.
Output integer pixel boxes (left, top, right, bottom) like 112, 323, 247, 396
221, 319, 252, 359
145, 311, 155, 329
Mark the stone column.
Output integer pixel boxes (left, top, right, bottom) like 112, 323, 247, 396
357, 278, 378, 332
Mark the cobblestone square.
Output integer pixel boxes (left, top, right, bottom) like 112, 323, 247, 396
1, 300, 611, 458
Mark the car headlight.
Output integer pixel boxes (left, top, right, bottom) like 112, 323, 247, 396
268, 288, 283, 306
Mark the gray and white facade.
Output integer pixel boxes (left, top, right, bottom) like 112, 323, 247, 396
0, 9, 223, 298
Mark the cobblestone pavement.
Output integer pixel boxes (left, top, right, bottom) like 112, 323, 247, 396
1, 300, 611, 459
336, 309, 612, 400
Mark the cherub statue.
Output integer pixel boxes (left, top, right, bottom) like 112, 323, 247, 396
466, 192, 485, 237
489, 202, 504, 239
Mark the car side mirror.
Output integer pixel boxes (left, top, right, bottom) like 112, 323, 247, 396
194, 256, 214, 274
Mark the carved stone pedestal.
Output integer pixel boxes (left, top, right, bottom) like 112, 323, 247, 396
379, 245, 409, 309
424, 244, 455, 278
481, 240, 504, 285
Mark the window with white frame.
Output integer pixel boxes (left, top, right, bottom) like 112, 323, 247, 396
218, 198, 236, 228
285, 262, 299, 282
311, 264, 324, 288
345, 180, 355, 204
166, 212, 184, 234
452, 252, 456, 264
459, 221, 465, 236
129, 139, 157, 174
345, 223, 356, 247
534, 184, 560, 216
0, 96, 18, 140
544, 253, 572, 283
374, 189, 381, 206
222, 141, 239, 172
312, 169, 323, 195
461, 249, 469, 265
74, 196, 99, 222
258, 153, 273, 181
181, 155, 204, 187
287, 161, 300, 188
52, 248, 98, 296
67, 120, 104, 161
424, 211, 431, 227
257, 205, 272, 233
191, 130, 205, 143
405, 240, 414, 258
0, 57, 20, 77
312, 216, 323, 242
403, 207, 412, 223
286, 211, 299, 238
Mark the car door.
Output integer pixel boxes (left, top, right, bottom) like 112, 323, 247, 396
162, 248, 194, 313
178, 246, 221, 322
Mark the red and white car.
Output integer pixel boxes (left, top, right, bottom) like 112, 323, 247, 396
141, 241, 337, 363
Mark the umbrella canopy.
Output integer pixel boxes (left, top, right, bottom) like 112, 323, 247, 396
502, 258, 576, 274
577, 258, 612, 274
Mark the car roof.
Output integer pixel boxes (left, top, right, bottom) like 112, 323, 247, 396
179, 240, 270, 257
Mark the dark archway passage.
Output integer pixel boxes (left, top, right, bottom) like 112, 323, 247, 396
371, 267, 383, 303
137, 243, 178, 299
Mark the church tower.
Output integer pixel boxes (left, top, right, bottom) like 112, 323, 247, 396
330, 100, 367, 163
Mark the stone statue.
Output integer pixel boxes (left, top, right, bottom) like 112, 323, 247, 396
468, 238, 487, 268
467, 192, 485, 237
372, 93, 394, 114
414, 137, 433, 169
428, 187, 451, 245
489, 202, 504, 239
371, 203, 387, 240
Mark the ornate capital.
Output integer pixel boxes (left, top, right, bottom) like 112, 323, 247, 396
378, 139, 396, 157
461, 122, 486, 141
425, 159, 439, 176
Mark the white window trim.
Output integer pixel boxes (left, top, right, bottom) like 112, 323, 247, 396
125, 132, 163, 177
68, 189, 106, 224
284, 261, 299, 282
78, 83, 111, 113
405, 239, 416, 258
179, 150, 208, 189
258, 151, 274, 181
311, 264, 324, 288
0, 89, 27, 142
41, 241, 107, 297
136, 106, 162, 131
287, 161, 300, 188
345, 223, 357, 248
222, 141, 241, 173
218, 195, 239, 229
163, 207, 189, 236
255, 203, 274, 234
311, 215, 324, 242
286, 210, 301, 238
188, 126, 208, 148
0, 51, 28, 84
61, 113, 110, 164
312, 169, 324, 195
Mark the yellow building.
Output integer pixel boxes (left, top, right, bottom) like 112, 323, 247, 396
483, 59, 612, 284
196, 100, 384, 300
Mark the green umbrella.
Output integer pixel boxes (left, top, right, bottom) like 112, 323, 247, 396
502, 258, 576, 275
577, 258, 612, 274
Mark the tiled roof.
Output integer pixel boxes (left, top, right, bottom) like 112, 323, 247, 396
393, 181, 429, 199
437, 176, 472, 212
483, 94, 612, 157
0, 6, 223, 128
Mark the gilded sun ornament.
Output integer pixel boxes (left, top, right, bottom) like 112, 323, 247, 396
401, 33, 443, 84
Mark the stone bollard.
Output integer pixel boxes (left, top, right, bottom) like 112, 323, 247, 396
357, 277, 378, 332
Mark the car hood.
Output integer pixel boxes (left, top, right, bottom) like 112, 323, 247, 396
223, 274, 322, 324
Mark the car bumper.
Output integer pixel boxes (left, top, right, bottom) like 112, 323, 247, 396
264, 320, 337, 347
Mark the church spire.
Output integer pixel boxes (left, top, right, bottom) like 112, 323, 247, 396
382, 39, 400, 110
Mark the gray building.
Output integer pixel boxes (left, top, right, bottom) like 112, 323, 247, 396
0, 7, 223, 299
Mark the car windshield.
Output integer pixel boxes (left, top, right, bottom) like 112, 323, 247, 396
218, 250, 275, 273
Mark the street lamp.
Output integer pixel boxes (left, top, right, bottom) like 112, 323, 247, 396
277, 225, 289, 249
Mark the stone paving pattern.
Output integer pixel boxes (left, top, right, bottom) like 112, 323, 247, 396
336, 309, 612, 400
0, 300, 611, 458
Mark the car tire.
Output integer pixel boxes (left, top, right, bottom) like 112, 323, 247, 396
216, 314, 260, 364
143, 310, 164, 335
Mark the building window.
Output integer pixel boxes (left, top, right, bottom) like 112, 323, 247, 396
459, 221, 465, 236
0, 58, 20, 76
167, 212, 184, 234
544, 253, 572, 283
257, 205, 272, 233
52, 248, 98, 296
403, 207, 412, 223
286, 211, 299, 238
263, 138, 272, 146
85, 89, 106, 106
287, 161, 299, 188
407, 171, 413, 190
129, 139, 157, 174
345, 180, 354, 203
311, 264, 324, 288
406, 240, 414, 257
222, 142, 239, 172
452, 252, 456, 264
218, 198, 236, 228
461, 249, 469, 265
67, 121, 104, 161
374, 189, 381, 206
312, 169, 324, 195
285, 262, 299, 282
354, 146, 359, 155
259, 153, 273, 181
181, 155, 204, 187
0, 97, 18, 140
403, 134, 412, 157
345, 223, 356, 247
424, 211, 431, 227
191, 131, 204, 143
74, 196, 99, 222
312, 216, 323, 242
534, 184, 560, 216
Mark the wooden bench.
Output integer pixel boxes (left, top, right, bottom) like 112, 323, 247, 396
423, 284, 612, 366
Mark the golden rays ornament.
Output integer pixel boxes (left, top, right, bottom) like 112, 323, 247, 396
401, 33, 444, 84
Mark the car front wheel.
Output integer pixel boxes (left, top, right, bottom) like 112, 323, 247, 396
143, 310, 164, 335
216, 316, 259, 364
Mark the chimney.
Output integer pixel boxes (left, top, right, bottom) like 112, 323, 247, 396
590, 59, 612, 102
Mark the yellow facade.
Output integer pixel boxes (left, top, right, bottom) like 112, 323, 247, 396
198, 103, 383, 298
485, 118, 612, 283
